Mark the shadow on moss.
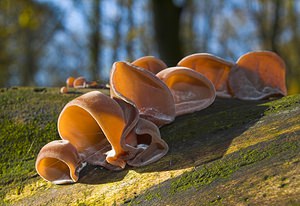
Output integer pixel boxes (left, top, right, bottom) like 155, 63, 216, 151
78, 98, 268, 184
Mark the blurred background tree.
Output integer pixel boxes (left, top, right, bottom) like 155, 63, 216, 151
0, 0, 299, 93
0, 0, 63, 86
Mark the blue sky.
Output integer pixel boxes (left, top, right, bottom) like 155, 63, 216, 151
34, 0, 268, 85
34, 0, 244, 85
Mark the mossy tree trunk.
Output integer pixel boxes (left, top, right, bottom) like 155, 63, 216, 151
0, 88, 299, 205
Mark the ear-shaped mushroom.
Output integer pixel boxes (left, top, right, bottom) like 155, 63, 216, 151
60, 86, 68, 94
132, 56, 167, 74
73, 76, 87, 88
58, 91, 128, 169
110, 97, 146, 161
178, 53, 234, 98
66, 77, 75, 87
86, 81, 98, 88
110, 61, 176, 127
157, 67, 216, 116
127, 118, 168, 167
113, 97, 170, 167
229, 51, 287, 100
35, 140, 84, 184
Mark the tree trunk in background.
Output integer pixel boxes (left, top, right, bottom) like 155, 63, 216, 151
21, 31, 37, 85
270, 0, 282, 53
89, 0, 101, 80
252, 0, 282, 53
126, 0, 134, 61
112, 0, 122, 62
184, 0, 196, 53
152, 0, 184, 66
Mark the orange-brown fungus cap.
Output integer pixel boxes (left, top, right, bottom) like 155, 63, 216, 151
127, 118, 168, 167
60, 86, 68, 94
66, 76, 75, 87
35, 140, 83, 184
157, 67, 216, 116
110, 61, 175, 127
73, 76, 86, 88
113, 97, 169, 167
106, 97, 144, 164
87, 81, 98, 88
58, 91, 128, 169
113, 98, 139, 148
178, 53, 234, 98
229, 51, 287, 100
132, 56, 167, 74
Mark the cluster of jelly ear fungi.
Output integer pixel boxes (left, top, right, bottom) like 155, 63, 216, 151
177, 51, 287, 100
36, 51, 287, 184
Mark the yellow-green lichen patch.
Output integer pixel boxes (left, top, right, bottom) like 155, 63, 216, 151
9, 166, 191, 205
78, 168, 192, 205
4, 179, 53, 203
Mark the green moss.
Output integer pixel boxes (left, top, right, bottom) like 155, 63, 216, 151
162, 94, 300, 145
0, 87, 80, 201
1, 88, 300, 205
263, 95, 300, 115
130, 131, 299, 205
169, 136, 299, 194
161, 98, 267, 143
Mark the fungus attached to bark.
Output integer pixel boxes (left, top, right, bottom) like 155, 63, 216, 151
36, 51, 288, 185
132, 56, 167, 74
35, 140, 83, 184
110, 61, 176, 127
178, 53, 234, 98
157, 67, 216, 116
60, 86, 68, 94
66, 77, 75, 87
229, 51, 287, 100
73, 76, 87, 88
57, 91, 128, 169
37, 90, 170, 184
127, 118, 168, 167
86, 81, 98, 88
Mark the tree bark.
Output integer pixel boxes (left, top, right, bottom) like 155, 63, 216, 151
152, 0, 184, 66
126, 0, 134, 61
21, 31, 36, 86
89, 0, 101, 80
